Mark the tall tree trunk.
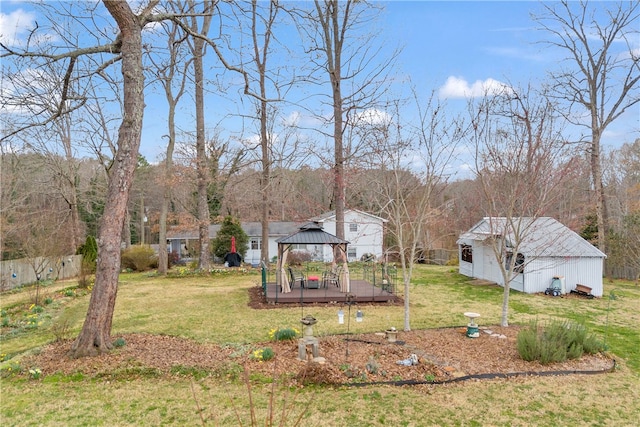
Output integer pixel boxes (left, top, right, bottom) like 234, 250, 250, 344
194, 36, 210, 270
260, 97, 270, 264
157, 108, 175, 274
70, 0, 144, 358
333, 101, 345, 242
60, 120, 81, 252
591, 131, 607, 253
501, 281, 510, 327
156, 17, 186, 275
330, 7, 345, 245
187, 1, 214, 271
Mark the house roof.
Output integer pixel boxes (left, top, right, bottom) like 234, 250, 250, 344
167, 221, 301, 240
276, 222, 350, 245
167, 208, 386, 241
310, 209, 388, 223
458, 217, 606, 258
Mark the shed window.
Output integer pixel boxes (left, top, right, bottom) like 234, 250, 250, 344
461, 245, 473, 263
348, 247, 357, 260
506, 252, 525, 274
349, 223, 358, 232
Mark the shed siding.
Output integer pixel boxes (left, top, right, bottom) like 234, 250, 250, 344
474, 255, 604, 297
510, 272, 524, 292
482, 242, 503, 285
457, 217, 605, 297
459, 260, 473, 276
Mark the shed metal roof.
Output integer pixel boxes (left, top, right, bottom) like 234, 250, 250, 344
457, 217, 606, 258
167, 221, 301, 240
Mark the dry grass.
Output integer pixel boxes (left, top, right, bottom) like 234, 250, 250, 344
2, 372, 638, 426
2, 266, 639, 426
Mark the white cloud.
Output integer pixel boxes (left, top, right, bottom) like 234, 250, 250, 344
625, 47, 640, 61
354, 108, 392, 127
0, 9, 37, 47
282, 111, 301, 127
438, 76, 512, 99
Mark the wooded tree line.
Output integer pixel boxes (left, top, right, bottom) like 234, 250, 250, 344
1, 0, 637, 354
2, 137, 639, 270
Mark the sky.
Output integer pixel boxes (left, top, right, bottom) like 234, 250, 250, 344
1, 1, 639, 174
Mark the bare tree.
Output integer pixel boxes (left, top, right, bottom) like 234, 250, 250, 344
178, 0, 217, 270
1, 31, 92, 253
147, 16, 191, 273
0, 152, 74, 281
535, 0, 640, 253
295, 0, 397, 252
362, 93, 465, 331
1, 0, 254, 356
68, 0, 157, 357
468, 86, 574, 326
243, 0, 283, 264
606, 139, 640, 281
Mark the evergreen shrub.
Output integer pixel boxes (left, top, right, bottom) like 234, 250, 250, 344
516, 320, 605, 365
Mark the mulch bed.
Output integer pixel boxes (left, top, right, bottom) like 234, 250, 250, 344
24, 326, 614, 387
20, 285, 614, 386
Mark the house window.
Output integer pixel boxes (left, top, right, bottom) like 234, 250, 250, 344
349, 223, 358, 232
250, 238, 261, 250
461, 245, 473, 263
506, 252, 525, 274
347, 247, 357, 260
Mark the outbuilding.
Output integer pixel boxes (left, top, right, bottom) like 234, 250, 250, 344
457, 217, 606, 297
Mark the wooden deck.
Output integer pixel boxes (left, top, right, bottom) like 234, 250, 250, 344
264, 279, 400, 304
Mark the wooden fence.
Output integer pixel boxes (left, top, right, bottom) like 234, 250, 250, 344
0, 255, 82, 291
605, 264, 639, 281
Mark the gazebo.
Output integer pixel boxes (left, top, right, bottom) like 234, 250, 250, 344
276, 222, 350, 293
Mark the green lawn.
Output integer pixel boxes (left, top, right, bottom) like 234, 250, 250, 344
2, 266, 639, 426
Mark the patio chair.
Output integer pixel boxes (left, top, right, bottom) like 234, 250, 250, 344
322, 266, 341, 288
288, 267, 306, 289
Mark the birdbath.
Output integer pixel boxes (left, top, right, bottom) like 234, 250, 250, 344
463, 312, 481, 338
300, 315, 318, 339
385, 327, 398, 343
298, 315, 319, 361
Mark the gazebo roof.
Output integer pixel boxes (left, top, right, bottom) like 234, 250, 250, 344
276, 222, 350, 245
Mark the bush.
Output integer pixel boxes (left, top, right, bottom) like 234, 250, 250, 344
252, 347, 275, 361
288, 250, 312, 265
121, 245, 157, 272
269, 327, 299, 341
583, 333, 606, 354
516, 320, 605, 365
211, 216, 249, 260
77, 236, 98, 271
168, 251, 181, 268
516, 324, 540, 361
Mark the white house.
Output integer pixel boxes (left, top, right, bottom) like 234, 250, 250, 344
457, 217, 606, 297
166, 209, 387, 265
309, 209, 387, 262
